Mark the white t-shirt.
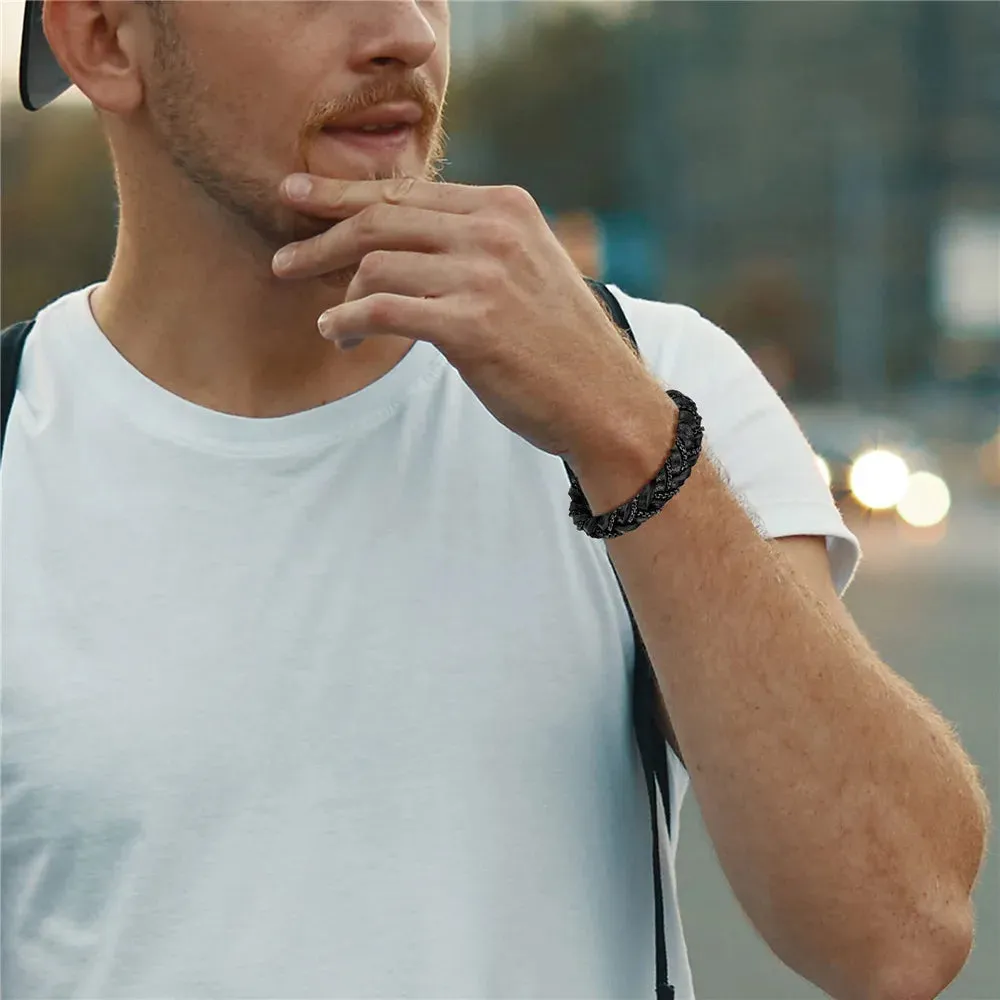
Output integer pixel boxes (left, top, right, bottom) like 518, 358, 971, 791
1, 283, 860, 999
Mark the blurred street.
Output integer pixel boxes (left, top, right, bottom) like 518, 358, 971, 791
678, 476, 1000, 1000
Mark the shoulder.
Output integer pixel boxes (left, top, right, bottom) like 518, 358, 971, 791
608, 287, 770, 407
606, 285, 862, 594
607, 285, 793, 443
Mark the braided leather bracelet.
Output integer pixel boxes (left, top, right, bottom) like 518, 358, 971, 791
566, 389, 704, 539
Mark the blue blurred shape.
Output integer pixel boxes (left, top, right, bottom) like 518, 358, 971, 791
598, 212, 662, 300
543, 208, 662, 300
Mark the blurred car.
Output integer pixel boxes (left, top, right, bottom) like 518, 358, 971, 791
793, 404, 952, 529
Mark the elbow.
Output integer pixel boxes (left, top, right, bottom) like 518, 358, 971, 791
865, 901, 975, 1000
868, 783, 989, 1000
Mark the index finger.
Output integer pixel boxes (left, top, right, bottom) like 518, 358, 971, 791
280, 175, 486, 219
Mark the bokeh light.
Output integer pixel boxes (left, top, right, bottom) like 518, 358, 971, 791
849, 449, 910, 510
897, 471, 952, 528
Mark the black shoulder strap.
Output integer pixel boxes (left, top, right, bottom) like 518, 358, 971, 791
1, 320, 35, 462
583, 278, 677, 1000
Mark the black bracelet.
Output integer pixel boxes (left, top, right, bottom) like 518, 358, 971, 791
565, 389, 703, 539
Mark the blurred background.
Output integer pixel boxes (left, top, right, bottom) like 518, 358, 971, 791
2, 1, 998, 996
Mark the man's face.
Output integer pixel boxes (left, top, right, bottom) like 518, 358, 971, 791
139, 1, 450, 250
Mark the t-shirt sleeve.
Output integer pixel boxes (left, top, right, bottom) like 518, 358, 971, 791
609, 286, 862, 596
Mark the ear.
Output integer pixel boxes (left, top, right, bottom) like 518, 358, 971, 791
44, 1, 148, 115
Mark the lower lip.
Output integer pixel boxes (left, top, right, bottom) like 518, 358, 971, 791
320, 125, 415, 153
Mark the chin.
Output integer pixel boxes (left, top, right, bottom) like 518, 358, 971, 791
306, 129, 433, 182
309, 154, 431, 183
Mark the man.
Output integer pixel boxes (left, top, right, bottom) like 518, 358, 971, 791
1, 3, 990, 998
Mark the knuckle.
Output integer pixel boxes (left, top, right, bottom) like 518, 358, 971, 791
358, 249, 391, 281
324, 179, 348, 206
365, 293, 397, 326
385, 176, 418, 204
495, 184, 536, 215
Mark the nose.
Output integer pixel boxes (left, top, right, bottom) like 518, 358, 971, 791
347, 1, 439, 74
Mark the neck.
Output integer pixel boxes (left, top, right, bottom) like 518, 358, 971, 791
90, 171, 412, 419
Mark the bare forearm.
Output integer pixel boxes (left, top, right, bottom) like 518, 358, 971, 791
576, 431, 990, 999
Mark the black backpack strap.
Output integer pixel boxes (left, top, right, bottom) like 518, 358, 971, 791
1, 320, 35, 461
583, 278, 677, 1000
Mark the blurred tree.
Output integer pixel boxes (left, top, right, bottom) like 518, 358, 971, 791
1, 103, 117, 327
445, 7, 631, 216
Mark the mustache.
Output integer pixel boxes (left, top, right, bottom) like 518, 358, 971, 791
305, 75, 442, 133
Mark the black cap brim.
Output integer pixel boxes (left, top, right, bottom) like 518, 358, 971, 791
19, 0, 72, 111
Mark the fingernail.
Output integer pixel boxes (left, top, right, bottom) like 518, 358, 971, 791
317, 311, 335, 338
284, 174, 313, 200
273, 246, 296, 271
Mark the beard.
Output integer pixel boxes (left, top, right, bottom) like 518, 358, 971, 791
142, 9, 447, 286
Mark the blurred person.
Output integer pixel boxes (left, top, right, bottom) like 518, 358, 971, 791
712, 258, 819, 398
0, 3, 990, 999
747, 342, 795, 396
551, 208, 604, 279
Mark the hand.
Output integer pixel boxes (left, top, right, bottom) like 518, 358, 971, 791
272, 174, 673, 470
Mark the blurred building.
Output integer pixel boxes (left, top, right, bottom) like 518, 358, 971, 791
620, 1, 1000, 394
